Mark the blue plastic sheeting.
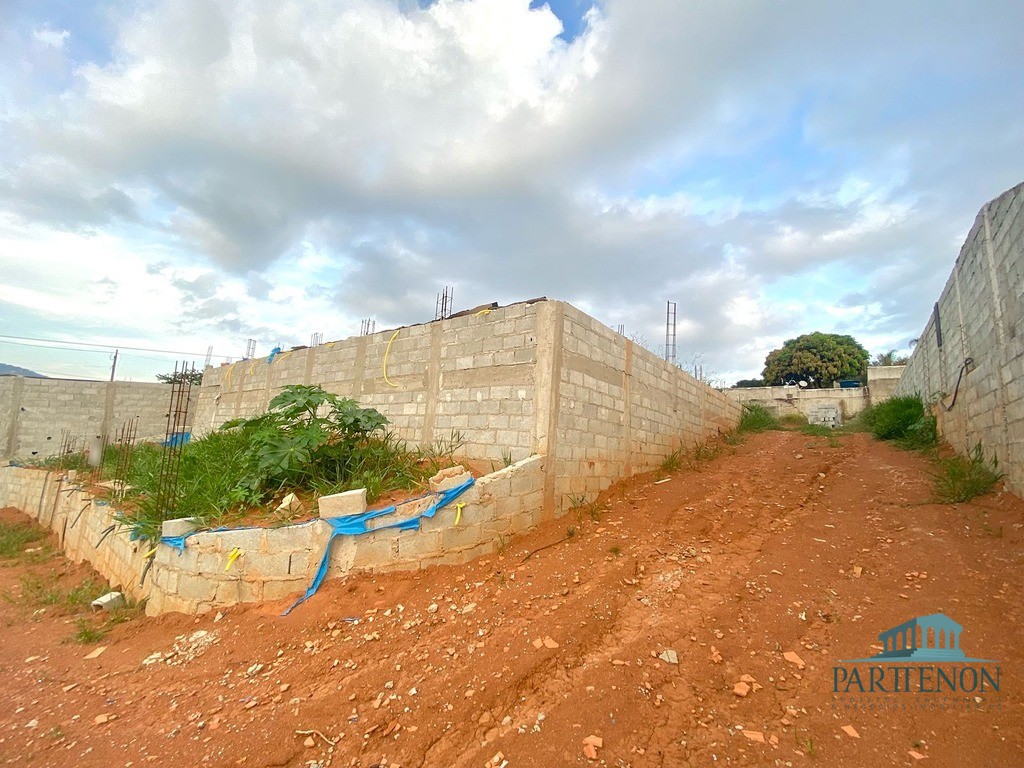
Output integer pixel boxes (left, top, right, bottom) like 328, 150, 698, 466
162, 431, 191, 447
283, 477, 475, 615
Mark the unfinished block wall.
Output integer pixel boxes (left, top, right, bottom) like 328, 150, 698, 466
540, 303, 741, 510
196, 300, 742, 517
1, 377, 181, 460
196, 302, 540, 464
895, 181, 1024, 496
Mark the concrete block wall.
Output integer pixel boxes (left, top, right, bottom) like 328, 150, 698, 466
866, 365, 905, 404
196, 302, 540, 463
1, 377, 182, 461
895, 181, 1024, 496
538, 302, 742, 510
196, 299, 742, 519
725, 385, 870, 420
0, 457, 545, 615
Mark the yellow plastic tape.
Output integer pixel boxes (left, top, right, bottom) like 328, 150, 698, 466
455, 502, 466, 525
382, 329, 400, 388
225, 547, 243, 572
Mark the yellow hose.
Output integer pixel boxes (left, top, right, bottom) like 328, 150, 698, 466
383, 329, 400, 387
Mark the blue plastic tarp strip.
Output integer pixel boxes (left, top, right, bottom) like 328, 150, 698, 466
283, 477, 475, 615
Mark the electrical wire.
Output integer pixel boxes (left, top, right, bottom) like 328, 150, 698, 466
943, 357, 974, 412
0, 333, 231, 359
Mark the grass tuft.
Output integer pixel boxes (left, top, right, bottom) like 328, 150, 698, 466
737, 403, 778, 433
0, 521, 45, 560
933, 444, 1002, 503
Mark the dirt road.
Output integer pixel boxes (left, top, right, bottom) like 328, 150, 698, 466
2, 431, 1022, 767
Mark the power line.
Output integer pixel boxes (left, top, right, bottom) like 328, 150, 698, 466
0, 339, 196, 365
0, 334, 230, 359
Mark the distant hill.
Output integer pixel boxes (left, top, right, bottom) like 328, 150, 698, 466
0, 363, 46, 378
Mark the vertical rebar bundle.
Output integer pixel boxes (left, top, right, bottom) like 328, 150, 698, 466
435, 286, 454, 320
153, 361, 195, 525
359, 318, 376, 336
310, 331, 324, 346
244, 338, 257, 359
664, 300, 677, 365
111, 416, 139, 502
57, 429, 79, 471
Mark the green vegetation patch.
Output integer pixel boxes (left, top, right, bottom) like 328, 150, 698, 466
933, 444, 1002, 503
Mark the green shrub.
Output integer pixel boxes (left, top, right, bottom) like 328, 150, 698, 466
112, 385, 436, 542
933, 444, 1002, 503
870, 396, 927, 441
738, 403, 778, 433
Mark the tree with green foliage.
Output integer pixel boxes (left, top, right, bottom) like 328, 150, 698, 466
732, 378, 765, 388
870, 349, 909, 366
156, 369, 204, 386
762, 332, 868, 388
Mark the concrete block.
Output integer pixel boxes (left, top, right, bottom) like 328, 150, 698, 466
161, 517, 199, 538
91, 591, 126, 612
429, 465, 472, 493
318, 488, 367, 518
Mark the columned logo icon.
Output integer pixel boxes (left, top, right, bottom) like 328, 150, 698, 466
846, 612, 992, 663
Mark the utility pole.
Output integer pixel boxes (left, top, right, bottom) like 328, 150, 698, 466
110, 349, 119, 381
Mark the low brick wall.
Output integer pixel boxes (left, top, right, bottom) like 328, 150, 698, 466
0, 457, 544, 615
725, 385, 869, 420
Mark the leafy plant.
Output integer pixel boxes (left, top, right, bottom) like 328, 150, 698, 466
933, 444, 1002, 503
870, 395, 928, 442
224, 385, 389, 493
737, 403, 778, 433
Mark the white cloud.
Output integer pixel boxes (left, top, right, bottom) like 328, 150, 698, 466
1, 0, 1022, 383
32, 26, 70, 49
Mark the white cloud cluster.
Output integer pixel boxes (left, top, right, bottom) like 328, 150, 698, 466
1, 0, 1022, 382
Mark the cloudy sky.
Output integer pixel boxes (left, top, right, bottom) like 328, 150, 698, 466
1, 0, 1022, 384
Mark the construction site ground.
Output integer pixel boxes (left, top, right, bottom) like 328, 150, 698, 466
1, 430, 1022, 768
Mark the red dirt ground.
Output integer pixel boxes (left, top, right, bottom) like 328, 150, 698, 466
1, 431, 1022, 768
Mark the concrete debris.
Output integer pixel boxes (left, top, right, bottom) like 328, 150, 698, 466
841, 724, 860, 739
91, 591, 126, 612
658, 649, 678, 665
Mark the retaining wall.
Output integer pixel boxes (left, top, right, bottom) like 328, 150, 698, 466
0, 377, 183, 460
894, 182, 1024, 496
0, 456, 544, 615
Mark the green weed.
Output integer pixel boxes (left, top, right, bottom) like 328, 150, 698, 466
799, 423, 834, 438
609, 545, 621, 556
933, 444, 1002, 503
777, 413, 809, 430
737, 403, 778, 433
70, 617, 107, 644
0, 521, 45, 560
660, 447, 684, 473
